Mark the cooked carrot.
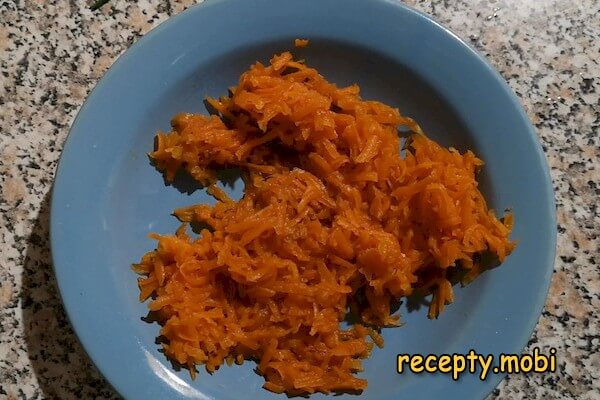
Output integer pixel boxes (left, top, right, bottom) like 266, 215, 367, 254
136, 51, 515, 395
294, 38, 310, 48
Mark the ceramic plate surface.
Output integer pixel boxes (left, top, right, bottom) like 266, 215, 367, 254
51, 0, 556, 398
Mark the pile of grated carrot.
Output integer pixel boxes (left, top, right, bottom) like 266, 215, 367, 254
133, 49, 515, 395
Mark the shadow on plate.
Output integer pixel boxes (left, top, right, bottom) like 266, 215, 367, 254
20, 191, 122, 400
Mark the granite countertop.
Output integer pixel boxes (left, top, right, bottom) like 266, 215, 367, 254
0, 0, 598, 399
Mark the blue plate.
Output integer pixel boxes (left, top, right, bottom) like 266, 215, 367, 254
51, 0, 556, 399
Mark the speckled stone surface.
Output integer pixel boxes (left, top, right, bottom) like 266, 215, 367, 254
0, 0, 598, 399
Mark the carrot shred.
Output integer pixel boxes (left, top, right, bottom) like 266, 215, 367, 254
136, 51, 515, 395
294, 38, 310, 48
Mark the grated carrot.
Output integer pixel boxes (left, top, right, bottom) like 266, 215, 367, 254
135, 51, 515, 395
294, 38, 310, 48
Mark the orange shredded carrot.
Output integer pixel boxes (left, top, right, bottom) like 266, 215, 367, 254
294, 38, 310, 48
135, 51, 515, 395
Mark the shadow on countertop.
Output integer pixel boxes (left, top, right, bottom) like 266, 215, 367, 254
20, 191, 122, 400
